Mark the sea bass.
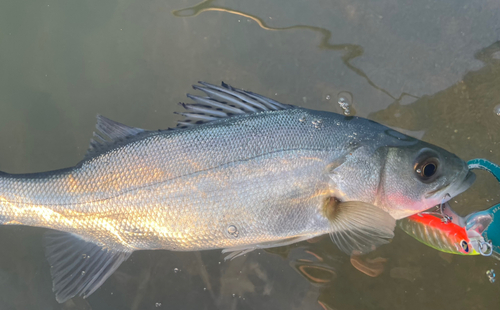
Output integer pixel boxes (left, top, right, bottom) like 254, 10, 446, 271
0, 82, 474, 302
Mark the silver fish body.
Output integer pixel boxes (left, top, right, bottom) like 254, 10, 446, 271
0, 109, 384, 251
0, 82, 475, 302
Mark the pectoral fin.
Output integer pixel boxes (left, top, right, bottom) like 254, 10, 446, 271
324, 199, 396, 255
44, 231, 132, 303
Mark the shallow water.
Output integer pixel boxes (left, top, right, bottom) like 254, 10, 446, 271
0, 0, 499, 309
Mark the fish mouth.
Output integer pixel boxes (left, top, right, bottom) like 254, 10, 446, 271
425, 170, 476, 200
452, 170, 476, 196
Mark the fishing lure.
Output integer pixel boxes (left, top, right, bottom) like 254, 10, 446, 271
465, 159, 500, 256
398, 212, 478, 255
399, 158, 500, 257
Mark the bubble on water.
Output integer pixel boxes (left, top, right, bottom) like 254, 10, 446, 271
227, 225, 239, 237
81, 271, 85, 275
155, 302, 162, 307
299, 116, 306, 123
486, 269, 496, 283
337, 92, 354, 115
494, 104, 500, 116
173, 267, 179, 273
82, 254, 87, 259
232, 294, 236, 297
326, 95, 331, 100
203, 287, 207, 291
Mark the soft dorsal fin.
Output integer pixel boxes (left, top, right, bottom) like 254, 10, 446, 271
85, 115, 146, 160
175, 82, 295, 128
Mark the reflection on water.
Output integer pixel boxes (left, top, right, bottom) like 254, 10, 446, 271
0, 0, 500, 309
370, 41, 500, 214
173, 0, 418, 103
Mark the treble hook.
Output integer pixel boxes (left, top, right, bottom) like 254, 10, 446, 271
419, 211, 449, 219
439, 194, 452, 223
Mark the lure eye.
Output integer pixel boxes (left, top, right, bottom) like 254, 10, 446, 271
460, 240, 470, 253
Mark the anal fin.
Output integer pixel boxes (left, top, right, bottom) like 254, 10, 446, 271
44, 231, 132, 303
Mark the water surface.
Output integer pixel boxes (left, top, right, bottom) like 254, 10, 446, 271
0, 0, 499, 309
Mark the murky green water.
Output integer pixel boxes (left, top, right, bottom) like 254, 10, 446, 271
0, 0, 499, 309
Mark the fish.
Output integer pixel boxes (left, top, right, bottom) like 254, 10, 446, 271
0, 81, 475, 302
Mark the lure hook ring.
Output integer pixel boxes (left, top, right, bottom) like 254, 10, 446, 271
478, 240, 493, 256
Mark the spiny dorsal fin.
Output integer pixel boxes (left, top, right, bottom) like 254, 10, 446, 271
175, 82, 295, 128
85, 115, 146, 160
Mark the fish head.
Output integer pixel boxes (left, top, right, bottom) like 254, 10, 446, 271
379, 143, 475, 219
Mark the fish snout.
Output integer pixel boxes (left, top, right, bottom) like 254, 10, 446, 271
449, 170, 476, 198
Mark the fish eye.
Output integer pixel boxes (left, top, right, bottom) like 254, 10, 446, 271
460, 240, 470, 253
422, 162, 437, 177
414, 157, 440, 182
